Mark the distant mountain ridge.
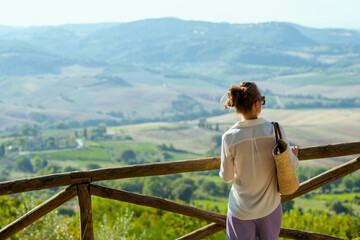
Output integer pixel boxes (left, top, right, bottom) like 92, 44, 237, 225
0, 18, 360, 75
0, 18, 359, 128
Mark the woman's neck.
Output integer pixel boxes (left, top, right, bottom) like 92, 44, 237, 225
241, 114, 258, 121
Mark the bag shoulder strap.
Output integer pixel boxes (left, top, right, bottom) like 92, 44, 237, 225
272, 122, 282, 141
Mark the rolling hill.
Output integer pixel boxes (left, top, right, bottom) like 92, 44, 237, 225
0, 18, 359, 128
1, 18, 360, 74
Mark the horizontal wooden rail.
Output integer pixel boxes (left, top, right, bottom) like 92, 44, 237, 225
0, 157, 218, 196
0, 185, 77, 240
298, 141, 360, 160
280, 228, 345, 240
176, 223, 224, 240
90, 184, 226, 225
1, 141, 359, 196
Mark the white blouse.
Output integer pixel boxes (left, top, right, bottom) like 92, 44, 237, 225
220, 118, 299, 220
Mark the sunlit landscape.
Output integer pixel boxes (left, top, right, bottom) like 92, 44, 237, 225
0, 2, 360, 239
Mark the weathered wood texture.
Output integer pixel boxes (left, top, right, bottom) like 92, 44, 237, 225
176, 223, 224, 240
77, 184, 94, 240
282, 156, 360, 203
1, 141, 359, 196
0, 173, 90, 196
0, 185, 77, 240
90, 184, 226, 225
279, 227, 346, 239
298, 141, 360, 160
0, 157, 218, 196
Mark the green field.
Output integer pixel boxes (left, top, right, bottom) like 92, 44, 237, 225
28, 139, 202, 173
33, 146, 109, 162
314, 193, 360, 201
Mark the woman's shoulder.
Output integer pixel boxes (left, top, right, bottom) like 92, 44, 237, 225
222, 128, 239, 138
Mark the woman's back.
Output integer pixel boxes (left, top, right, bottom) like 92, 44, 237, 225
220, 118, 281, 220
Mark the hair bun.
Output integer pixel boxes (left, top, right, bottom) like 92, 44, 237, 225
223, 82, 261, 113
225, 86, 242, 109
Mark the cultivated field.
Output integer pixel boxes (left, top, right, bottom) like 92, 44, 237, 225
107, 108, 360, 167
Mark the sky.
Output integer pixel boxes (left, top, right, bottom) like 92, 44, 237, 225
0, 0, 359, 29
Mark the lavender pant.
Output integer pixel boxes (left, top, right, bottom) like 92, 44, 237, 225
226, 203, 282, 240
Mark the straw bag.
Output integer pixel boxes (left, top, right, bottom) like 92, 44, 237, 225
272, 122, 299, 195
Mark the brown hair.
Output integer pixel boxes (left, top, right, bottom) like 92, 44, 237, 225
224, 82, 261, 113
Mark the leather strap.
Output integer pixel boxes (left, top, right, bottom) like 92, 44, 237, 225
272, 122, 282, 141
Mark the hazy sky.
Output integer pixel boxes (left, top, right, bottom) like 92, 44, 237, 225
0, 0, 359, 29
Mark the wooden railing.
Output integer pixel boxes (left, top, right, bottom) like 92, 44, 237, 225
0, 141, 359, 240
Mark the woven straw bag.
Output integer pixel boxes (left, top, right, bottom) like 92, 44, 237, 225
272, 122, 299, 195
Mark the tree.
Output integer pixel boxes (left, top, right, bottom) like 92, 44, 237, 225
0, 144, 5, 157
162, 152, 173, 161
0, 169, 10, 181
201, 181, 220, 196
83, 128, 88, 138
121, 150, 136, 163
327, 198, 353, 215
171, 178, 195, 192
54, 122, 69, 129
45, 136, 55, 148
297, 172, 308, 182
344, 178, 354, 192
211, 135, 222, 148
143, 177, 164, 197
322, 184, 332, 194
173, 184, 194, 203
354, 176, 360, 190
38, 164, 62, 175
97, 123, 107, 135
63, 166, 79, 172
20, 124, 38, 136
14, 157, 34, 173
33, 157, 48, 172
86, 164, 101, 170
282, 200, 294, 212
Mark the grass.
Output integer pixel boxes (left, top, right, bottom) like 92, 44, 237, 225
166, 151, 202, 161
192, 197, 228, 214
314, 193, 360, 201
96, 141, 158, 153
29, 140, 201, 171
32, 146, 109, 161
293, 197, 328, 212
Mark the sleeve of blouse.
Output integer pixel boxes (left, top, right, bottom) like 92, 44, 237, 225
219, 135, 234, 182
280, 125, 299, 170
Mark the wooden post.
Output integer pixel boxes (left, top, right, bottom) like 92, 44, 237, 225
77, 184, 94, 240
0, 185, 77, 240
